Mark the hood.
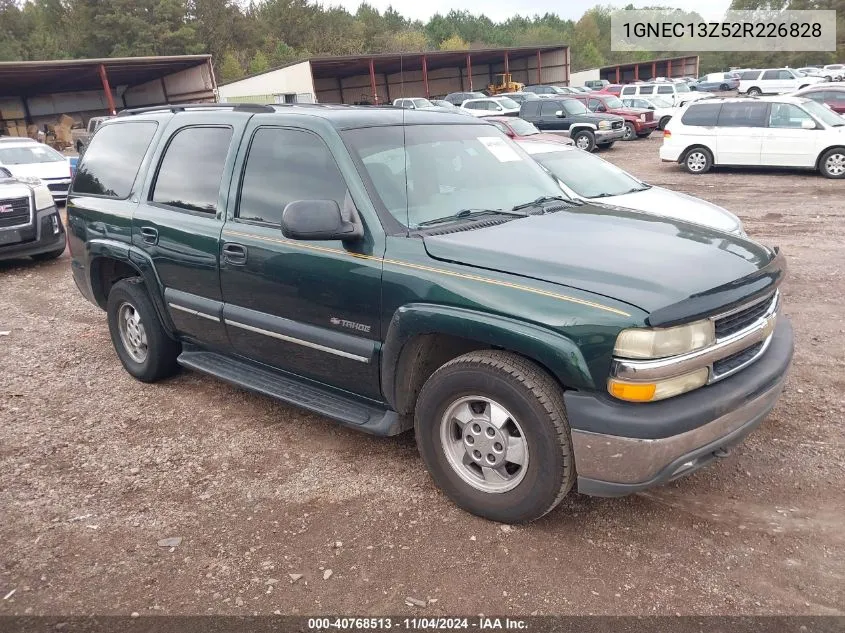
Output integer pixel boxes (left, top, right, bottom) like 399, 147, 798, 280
522, 133, 575, 145
584, 112, 624, 122
422, 205, 773, 314
0, 181, 33, 199
4, 160, 71, 180
611, 107, 650, 116
596, 186, 743, 235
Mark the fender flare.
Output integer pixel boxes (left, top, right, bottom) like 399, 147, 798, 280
380, 303, 595, 411
569, 123, 598, 133
87, 239, 176, 335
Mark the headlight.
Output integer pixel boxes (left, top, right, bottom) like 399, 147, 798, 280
33, 186, 56, 211
608, 367, 710, 402
639, 114, 646, 122
597, 120, 611, 130
613, 319, 715, 359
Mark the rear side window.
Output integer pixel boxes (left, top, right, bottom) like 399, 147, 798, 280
151, 126, 233, 214
740, 70, 761, 80
238, 128, 348, 226
521, 102, 539, 117
540, 101, 559, 116
681, 103, 722, 126
717, 102, 769, 127
639, 85, 655, 95
621, 86, 636, 95
657, 85, 674, 95
72, 121, 157, 198
761, 70, 779, 80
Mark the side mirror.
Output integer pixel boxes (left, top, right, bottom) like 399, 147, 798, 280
801, 119, 816, 129
555, 110, 564, 117
649, 105, 656, 110
281, 199, 363, 242
408, 104, 416, 109
595, 105, 606, 112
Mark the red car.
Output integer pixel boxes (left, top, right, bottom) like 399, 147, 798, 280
485, 116, 575, 145
601, 84, 623, 96
571, 93, 659, 141
793, 85, 845, 114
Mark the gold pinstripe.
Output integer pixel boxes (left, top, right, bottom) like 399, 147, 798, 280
226, 230, 631, 317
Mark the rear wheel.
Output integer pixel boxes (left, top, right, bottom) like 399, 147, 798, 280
819, 148, 845, 178
76, 141, 84, 154
747, 87, 762, 96
572, 130, 596, 152
107, 278, 181, 382
622, 122, 636, 141
682, 147, 713, 174
719, 83, 729, 91
415, 350, 575, 524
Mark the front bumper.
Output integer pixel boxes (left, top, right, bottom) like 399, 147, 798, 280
0, 206, 66, 261
565, 318, 793, 497
595, 128, 626, 144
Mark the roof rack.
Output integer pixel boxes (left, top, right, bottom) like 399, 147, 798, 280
117, 103, 275, 116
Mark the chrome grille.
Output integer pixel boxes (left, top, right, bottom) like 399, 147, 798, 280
713, 341, 764, 377
611, 120, 623, 129
715, 293, 775, 339
0, 196, 31, 229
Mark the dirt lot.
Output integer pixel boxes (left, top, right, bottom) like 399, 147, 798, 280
1, 135, 843, 617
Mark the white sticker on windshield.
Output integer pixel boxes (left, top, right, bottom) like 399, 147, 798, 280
477, 136, 522, 163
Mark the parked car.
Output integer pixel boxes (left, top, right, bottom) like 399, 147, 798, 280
736, 68, 823, 96
71, 115, 113, 154
570, 93, 659, 141
792, 84, 845, 114
620, 95, 677, 130
619, 82, 709, 107
460, 96, 520, 117
691, 72, 740, 92
0, 138, 73, 202
393, 98, 437, 110
568, 86, 592, 93
796, 67, 828, 80
660, 96, 845, 178
821, 64, 845, 81
601, 84, 623, 96
523, 85, 578, 97
519, 98, 625, 151
499, 91, 540, 105
429, 100, 475, 116
443, 91, 486, 105
0, 165, 66, 262
68, 103, 793, 523
584, 79, 609, 90
517, 141, 745, 235
484, 116, 575, 145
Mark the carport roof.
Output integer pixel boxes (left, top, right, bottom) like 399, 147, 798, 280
0, 55, 212, 98
219, 46, 568, 85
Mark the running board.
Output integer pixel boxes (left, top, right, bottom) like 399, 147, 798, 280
177, 350, 406, 436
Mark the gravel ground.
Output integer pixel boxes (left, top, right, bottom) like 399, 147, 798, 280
1, 135, 843, 617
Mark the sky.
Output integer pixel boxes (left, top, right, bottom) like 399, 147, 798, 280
328, 0, 735, 23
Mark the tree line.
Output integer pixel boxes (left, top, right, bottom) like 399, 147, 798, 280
0, 0, 842, 85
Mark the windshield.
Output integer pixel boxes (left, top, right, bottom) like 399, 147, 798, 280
603, 96, 625, 109
0, 145, 66, 165
342, 125, 564, 229
803, 100, 845, 127
413, 99, 434, 108
495, 97, 519, 109
508, 118, 540, 135
549, 86, 567, 94
564, 100, 589, 115
532, 149, 646, 198
675, 83, 690, 93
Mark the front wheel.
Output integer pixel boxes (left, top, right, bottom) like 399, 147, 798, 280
682, 147, 713, 174
76, 141, 84, 154
107, 278, 181, 383
747, 87, 762, 96
819, 148, 845, 178
622, 122, 636, 141
572, 130, 596, 152
720, 83, 729, 91
415, 350, 575, 524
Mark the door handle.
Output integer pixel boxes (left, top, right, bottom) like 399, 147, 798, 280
223, 242, 247, 265
140, 226, 158, 245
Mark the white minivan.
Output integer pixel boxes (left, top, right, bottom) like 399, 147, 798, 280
660, 96, 845, 178
736, 68, 823, 96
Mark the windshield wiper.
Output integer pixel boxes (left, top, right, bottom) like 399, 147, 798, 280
510, 195, 579, 212
415, 208, 527, 228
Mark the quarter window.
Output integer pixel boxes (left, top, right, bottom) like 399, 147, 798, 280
151, 126, 233, 214
717, 102, 769, 127
238, 128, 348, 225
72, 121, 157, 198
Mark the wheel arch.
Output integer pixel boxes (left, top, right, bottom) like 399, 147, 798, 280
679, 143, 715, 165
815, 145, 845, 169
380, 304, 595, 415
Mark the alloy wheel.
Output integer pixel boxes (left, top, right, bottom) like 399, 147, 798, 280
687, 151, 708, 172
117, 301, 148, 363
825, 152, 845, 177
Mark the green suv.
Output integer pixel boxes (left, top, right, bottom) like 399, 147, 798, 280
67, 104, 793, 523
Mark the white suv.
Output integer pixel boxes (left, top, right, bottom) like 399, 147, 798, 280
736, 68, 823, 96
459, 96, 521, 117
660, 96, 845, 178
619, 82, 708, 107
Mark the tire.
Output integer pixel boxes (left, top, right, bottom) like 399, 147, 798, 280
720, 83, 729, 91
747, 87, 762, 96
819, 148, 845, 179
572, 129, 596, 152
682, 147, 713, 174
415, 350, 575, 524
622, 122, 636, 141
658, 116, 671, 130
106, 277, 180, 383
31, 246, 65, 261
76, 141, 84, 154
598, 142, 615, 150
637, 132, 652, 139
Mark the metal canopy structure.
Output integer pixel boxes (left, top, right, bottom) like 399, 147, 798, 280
0, 55, 214, 113
600, 56, 700, 83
